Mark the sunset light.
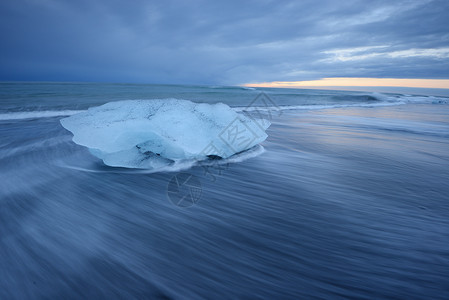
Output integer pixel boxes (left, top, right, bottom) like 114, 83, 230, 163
244, 78, 449, 89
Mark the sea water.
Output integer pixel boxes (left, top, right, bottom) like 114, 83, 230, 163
1, 82, 448, 298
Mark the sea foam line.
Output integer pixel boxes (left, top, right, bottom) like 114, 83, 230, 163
234, 101, 404, 112
1, 94, 447, 121
0, 110, 85, 121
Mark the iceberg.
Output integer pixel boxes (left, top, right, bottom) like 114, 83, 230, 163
60, 99, 270, 169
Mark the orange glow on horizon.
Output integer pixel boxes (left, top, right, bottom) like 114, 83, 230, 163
243, 78, 449, 89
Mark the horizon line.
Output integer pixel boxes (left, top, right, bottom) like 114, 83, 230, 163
243, 78, 449, 89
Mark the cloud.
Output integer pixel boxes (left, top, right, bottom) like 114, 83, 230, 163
322, 47, 449, 62
0, 0, 448, 84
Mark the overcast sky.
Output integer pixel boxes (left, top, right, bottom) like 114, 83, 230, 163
1, 0, 448, 85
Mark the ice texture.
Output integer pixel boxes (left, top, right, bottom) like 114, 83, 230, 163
60, 99, 270, 169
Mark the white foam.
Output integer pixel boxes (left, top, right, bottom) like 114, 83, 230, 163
235, 94, 449, 113
0, 110, 84, 121
234, 101, 404, 113
397, 95, 448, 104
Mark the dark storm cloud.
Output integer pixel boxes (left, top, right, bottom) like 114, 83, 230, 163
1, 0, 448, 84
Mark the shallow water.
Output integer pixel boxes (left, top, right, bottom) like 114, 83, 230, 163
1, 83, 449, 299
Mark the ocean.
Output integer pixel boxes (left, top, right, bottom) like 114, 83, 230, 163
1, 82, 448, 299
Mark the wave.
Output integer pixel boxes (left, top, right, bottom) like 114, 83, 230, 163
208, 85, 257, 91
396, 95, 448, 104
0, 110, 84, 121
235, 101, 404, 113
363, 93, 448, 104
1, 93, 447, 121
235, 93, 449, 112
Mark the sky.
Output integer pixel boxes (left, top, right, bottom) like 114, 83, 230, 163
1, 0, 449, 87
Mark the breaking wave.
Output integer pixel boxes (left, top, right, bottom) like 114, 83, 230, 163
0, 93, 447, 121
0, 110, 83, 121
